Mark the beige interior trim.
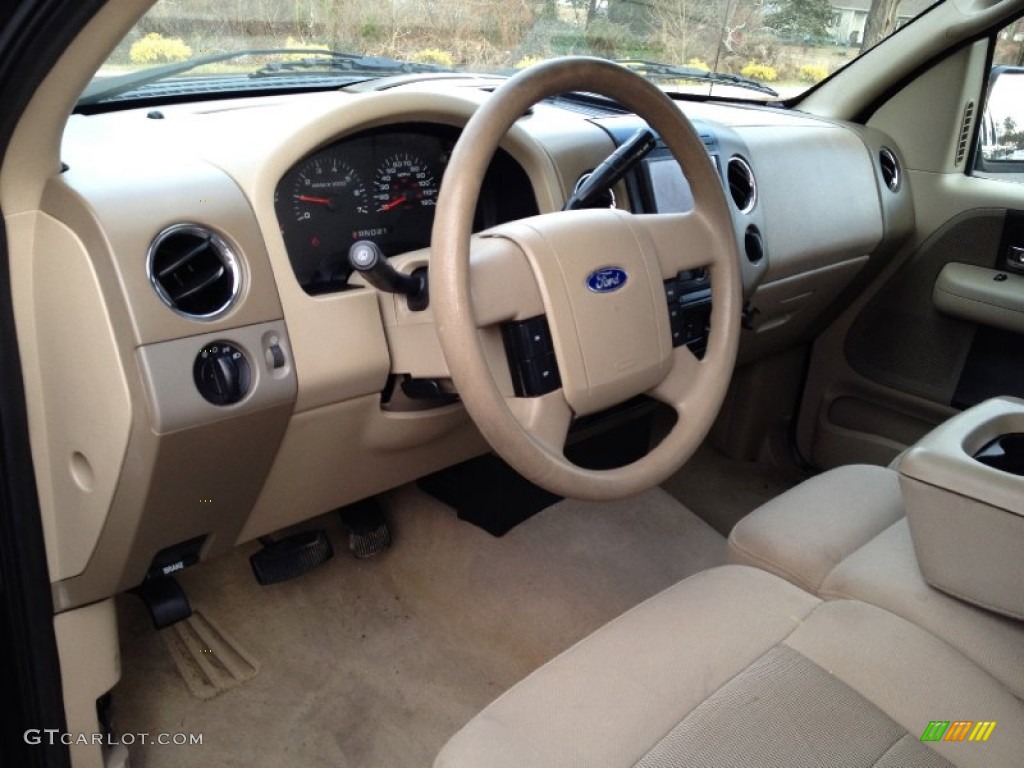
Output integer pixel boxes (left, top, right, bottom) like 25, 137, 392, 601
52, 399, 294, 611
239, 395, 487, 542
799, 0, 1019, 120
739, 128, 882, 281
934, 262, 1024, 333
900, 397, 1024, 618
902, 476, 1024, 619
739, 256, 868, 363
54, 598, 120, 768
10, 211, 131, 583
55, 154, 287, 348
900, 396, 1024, 520
869, 42, 989, 176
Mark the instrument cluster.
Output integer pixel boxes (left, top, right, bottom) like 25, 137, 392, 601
275, 123, 538, 295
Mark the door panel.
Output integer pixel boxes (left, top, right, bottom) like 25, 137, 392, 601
845, 210, 1001, 405
797, 206, 1024, 469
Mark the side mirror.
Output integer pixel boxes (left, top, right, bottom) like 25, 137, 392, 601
975, 66, 1024, 177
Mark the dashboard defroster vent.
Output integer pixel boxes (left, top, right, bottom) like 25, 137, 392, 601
726, 156, 756, 213
878, 147, 901, 193
148, 224, 241, 319
955, 101, 975, 167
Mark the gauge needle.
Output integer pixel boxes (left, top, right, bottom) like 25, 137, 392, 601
378, 196, 408, 212
296, 195, 331, 205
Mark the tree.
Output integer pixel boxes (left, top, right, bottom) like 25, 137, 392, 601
763, 0, 835, 40
576, 0, 603, 25
1010, 19, 1024, 66
608, 0, 653, 33
650, 0, 766, 64
861, 0, 899, 50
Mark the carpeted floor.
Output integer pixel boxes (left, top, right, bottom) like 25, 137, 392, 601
661, 444, 806, 536
112, 484, 726, 767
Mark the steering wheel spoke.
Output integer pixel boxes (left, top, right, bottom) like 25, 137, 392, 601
635, 212, 725, 277
648, 344, 703, 410
505, 391, 574, 455
467, 234, 545, 327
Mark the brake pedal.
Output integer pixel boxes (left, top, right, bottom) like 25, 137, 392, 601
339, 499, 391, 559
249, 530, 334, 585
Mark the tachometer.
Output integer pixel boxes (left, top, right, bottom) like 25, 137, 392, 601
372, 154, 438, 212
291, 157, 368, 223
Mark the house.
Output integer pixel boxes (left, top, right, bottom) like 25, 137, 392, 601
829, 0, 933, 45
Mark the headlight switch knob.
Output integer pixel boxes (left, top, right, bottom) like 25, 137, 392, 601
193, 341, 250, 405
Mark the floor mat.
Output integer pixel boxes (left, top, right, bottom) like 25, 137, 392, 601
112, 485, 725, 767
161, 610, 259, 700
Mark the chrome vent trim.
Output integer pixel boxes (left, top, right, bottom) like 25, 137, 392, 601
726, 156, 756, 214
879, 147, 901, 193
955, 101, 975, 167
147, 224, 241, 319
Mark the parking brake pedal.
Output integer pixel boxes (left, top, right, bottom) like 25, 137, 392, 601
134, 575, 192, 630
249, 530, 334, 585
339, 499, 391, 559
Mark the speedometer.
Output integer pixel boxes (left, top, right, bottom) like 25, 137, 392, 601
372, 154, 438, 212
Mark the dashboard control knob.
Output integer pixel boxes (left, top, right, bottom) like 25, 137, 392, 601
194, 341, 250, 405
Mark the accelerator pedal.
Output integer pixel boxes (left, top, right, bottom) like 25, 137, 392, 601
339, 498, 391, 559
249, 530, 333, 585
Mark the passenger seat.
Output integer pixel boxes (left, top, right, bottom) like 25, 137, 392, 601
436, 564, 1024, 767
728, 464, 1024, 699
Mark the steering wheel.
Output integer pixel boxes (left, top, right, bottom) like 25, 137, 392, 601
431, 57, 741, 501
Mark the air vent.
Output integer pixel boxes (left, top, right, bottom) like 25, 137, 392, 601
726, 156, 756, 213
955, 101, 975, 167
878, 147, 901, 193
147, 225, 240, 319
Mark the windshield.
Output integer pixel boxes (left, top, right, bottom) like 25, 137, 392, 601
88, 0, 941, 106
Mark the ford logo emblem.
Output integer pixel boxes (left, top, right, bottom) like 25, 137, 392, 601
586, 267, 628, 294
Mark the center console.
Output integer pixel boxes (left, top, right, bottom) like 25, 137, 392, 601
899, 396, 1024, 619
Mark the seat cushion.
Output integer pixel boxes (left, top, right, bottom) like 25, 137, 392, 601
821, 517, 1024, 699
727, 464, 904, 594
435, 565, 1024, 768
728, 465, 1024, 699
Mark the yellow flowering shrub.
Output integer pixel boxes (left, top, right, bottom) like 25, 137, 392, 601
130, 33, 192, 65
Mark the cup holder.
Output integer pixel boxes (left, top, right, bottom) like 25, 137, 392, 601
973, 433, 1024, 475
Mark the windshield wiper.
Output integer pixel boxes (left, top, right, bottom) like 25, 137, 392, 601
248, 51, 445, 78
78, 48, 447, 107
614, 59, 778, 98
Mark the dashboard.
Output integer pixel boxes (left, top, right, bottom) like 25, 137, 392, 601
274, 122, 537, 294
32, 80, 911, 611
